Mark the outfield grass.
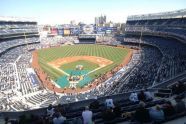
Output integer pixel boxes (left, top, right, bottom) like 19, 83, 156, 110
38, 44, 130, 80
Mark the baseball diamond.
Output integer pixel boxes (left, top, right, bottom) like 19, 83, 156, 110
32, 44, 132, 93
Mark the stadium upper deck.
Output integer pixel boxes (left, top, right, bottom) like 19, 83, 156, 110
0, 16, 39, 39
125, 9, 186, 44
127, 8, 186, 21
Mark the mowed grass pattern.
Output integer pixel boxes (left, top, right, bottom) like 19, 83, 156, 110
38, 44, 129, 80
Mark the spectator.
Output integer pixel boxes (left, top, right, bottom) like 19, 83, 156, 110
53, 112, 66, 124
82, 106, 93, 124
133, 101, 151, 123
105, 96, 115, 109
129, 92, 139, 103
162, 101, 175, 117
47, 104, 55, 117
149, 105, 165, 122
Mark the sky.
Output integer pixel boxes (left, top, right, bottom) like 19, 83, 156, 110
1, 0, 186, 24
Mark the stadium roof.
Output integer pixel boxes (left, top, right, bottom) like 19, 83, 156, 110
127, 8, 186, 21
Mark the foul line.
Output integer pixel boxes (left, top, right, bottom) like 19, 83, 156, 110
47, 64, 70, 76
49, 64, 104, 77
84, 65, 106, 76
48, 64, 110, 77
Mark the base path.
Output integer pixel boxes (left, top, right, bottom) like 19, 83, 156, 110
48, 56, 113, 76
48, 56, 113, 68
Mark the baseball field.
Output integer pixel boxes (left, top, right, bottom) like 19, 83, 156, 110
37, 44, 131, 88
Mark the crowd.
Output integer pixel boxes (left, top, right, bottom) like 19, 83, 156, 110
96, 36, 117, 45
3, 83, 186, 124
103, 43, 163, 95
40, 36, 78, 48
0, 37, 39, 53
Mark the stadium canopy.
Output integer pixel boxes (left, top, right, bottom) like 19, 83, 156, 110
127, 8, 186, 21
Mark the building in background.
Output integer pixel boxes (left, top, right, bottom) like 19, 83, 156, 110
121, 23, 126, 34
70, 20, 76, 26
105, 21, 114, 27
38, 16, 124, 37
95, 15, 106, 26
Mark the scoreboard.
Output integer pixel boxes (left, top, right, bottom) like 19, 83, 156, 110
96, 27, 117, 34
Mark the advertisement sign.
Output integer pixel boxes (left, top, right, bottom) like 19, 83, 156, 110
64, 29, 70, 35
58, 28, 64, 36
51, 28, 58, 35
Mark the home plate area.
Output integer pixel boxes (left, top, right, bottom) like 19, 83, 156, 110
48, 56, 113, 88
